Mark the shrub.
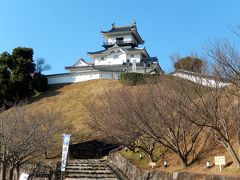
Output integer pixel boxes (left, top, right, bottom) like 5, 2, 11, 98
120, 73, 145, 86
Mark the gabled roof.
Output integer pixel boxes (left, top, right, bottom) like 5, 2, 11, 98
88, 44, 124, 57
101, 25, 135, 33
124, 47, 150, 58
100, 23, 144, 44
71, 58, 90, 67
87, 49, 107, 55
65, 58, 92, 70
87, 46, 150, 58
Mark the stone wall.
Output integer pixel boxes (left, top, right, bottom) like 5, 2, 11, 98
107, 152, 239, 180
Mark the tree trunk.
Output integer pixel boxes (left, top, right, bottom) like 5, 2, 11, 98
179, 155, 188, 167
149, 153, 155, 163
0, 161, 7, 180
225, 142, 240, 168
237, 94, 240, 160
8, 166, 14, 180
16, 164, 20, 180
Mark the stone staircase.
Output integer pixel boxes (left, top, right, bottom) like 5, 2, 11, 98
64, 159, 121, 180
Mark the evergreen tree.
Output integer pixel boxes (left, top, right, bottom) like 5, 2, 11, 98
0, 47, 49, 107
10, 47, 35, 99
0, 52, 12, 105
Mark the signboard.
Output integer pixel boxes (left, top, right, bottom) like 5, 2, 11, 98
61, 134, 71, 172
214, 156, 225, 165
149, 162, 156, 168
19, 173, 29, 180
214, 156, 225, 171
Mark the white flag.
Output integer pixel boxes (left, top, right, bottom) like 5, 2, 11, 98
19, 173, 29, 180
61, 134, 71, 172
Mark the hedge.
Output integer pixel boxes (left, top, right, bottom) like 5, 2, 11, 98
120, 73, 145, 86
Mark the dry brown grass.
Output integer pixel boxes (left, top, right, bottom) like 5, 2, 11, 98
3, 78, 239, 176
25, 79, 122, 143
120, 145, 240, 177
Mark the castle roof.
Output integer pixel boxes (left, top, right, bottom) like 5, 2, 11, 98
88, 46, 150, 58
101, 23, 144, 44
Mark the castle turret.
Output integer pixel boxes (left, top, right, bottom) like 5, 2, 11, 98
100, 22, 144, 49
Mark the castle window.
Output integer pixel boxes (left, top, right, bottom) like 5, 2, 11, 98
116, 37, 124, 44
101, 57, 104, 60
131, 54, 134, 58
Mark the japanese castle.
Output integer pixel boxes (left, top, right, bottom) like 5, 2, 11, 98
47, 22, 163, 84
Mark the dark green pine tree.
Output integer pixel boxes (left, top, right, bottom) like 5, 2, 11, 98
0, 47, 49, 107
10, 47, 36, 100
0, 52, 12, 106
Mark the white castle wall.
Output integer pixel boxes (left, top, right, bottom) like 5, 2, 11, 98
94, 51, 142, 66
95, 53, 127, 65
47, 72, 119, 85
47, 74, 74, 84
172, 71, 229, 88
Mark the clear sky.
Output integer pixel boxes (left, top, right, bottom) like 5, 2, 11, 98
0, 0, 239, 74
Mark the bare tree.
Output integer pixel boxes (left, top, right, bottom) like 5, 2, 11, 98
86, 77, 217, 167
130, 78, 217, 167
180, 37, 240, 168
35, 58, 51, 73
170, 52, 182, 71
0, 103, 65, 180
171, 71, 240, 168
86, 91, 142, 151
136, 135, 168, 163
87, 96, 167, 163
206, 39, 240, 86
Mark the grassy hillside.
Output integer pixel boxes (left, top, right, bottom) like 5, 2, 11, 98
27, 79, 122, 142
4, 77, 238, 176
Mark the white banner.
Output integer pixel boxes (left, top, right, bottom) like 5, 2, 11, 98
19, 173, 29, 180
61, 134, 71, 172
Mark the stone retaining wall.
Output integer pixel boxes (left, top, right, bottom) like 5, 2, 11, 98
107, 152, 239, 180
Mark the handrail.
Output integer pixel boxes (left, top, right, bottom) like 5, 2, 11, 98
103, 40, 137, 46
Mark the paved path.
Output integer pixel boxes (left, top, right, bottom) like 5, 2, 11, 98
64, 159, 120, 180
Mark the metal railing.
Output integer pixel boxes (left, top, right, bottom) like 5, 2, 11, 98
103, 40, 137, 46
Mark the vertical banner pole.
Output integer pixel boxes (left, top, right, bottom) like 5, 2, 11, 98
60, 134, 71, 180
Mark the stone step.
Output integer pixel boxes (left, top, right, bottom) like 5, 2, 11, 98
65, 174, 118, 178
68, 159, 106, 164
65, 171, 114, 175
65, 178, 118, 180
67, 165, 108, 168
66, 165, 108, 169
68, 162, 107, 165
66, 169, 112, 173
67, 163, 107, 166
63, 159, 120, 180
66, 167, 111, 171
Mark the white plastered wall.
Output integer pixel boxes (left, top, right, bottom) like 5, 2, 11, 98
172, 72, 229, 88
47, 74, 74, 84
107, 34, 134, 43
94, 51, 127, 65
47, 72, 120, 85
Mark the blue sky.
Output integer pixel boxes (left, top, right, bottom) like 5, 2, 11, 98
0, 0, 239, 74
